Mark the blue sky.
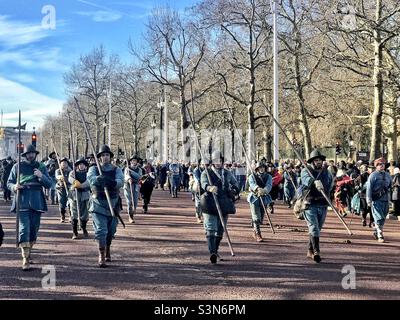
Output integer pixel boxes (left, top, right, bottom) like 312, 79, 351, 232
0, 0, 198, 129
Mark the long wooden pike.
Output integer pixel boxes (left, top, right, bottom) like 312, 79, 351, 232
187, 81, 235, 256
255, 92, 353, 236
74, 97, 125, 228
118, 112, 135, 210
50, 128, 71, 199
15, 110, 21, 248
67, 112, 81, 219
217, 83, 275, 234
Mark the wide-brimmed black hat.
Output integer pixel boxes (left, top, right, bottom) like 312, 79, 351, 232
6, 156, 12, 161
59, 157, 69, 164
307, 149, 326, 163
129, 155, 140, 162
75, 157, 89, 167
48, 151, 56, 158
22, 144, 39, 157
255, 162, 267, 170
97, 145, 114, 158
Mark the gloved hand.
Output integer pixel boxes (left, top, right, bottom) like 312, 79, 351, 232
314, 180, 324, 192
73, 180, 81, 189
207, 185, 218, 194
95, 175, 106, 187
103, 176, 117, 188
257, 188, 267, 196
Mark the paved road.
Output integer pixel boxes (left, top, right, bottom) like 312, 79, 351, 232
0, 189, 399, 300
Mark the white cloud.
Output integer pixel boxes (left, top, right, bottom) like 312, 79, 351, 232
0, 47, 67, 72
10, 73, 35, 84
76, 10, 122, 22
0, 15, 50, 48
0, 76, 63, 129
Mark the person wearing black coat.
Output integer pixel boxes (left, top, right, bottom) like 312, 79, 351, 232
1, 156, 13, 201
392, 168, 400, 216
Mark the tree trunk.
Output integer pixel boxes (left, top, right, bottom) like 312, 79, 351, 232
294, 53, 312, 157
387, 96, 398, 162
247, 104, 256, 162
84, 139, 88, 158
179, 73, 190, 161
370, 0, 384, 161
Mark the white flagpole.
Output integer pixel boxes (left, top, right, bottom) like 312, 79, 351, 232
272, 0, 279, 162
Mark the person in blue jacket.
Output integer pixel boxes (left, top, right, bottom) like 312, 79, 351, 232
200, 151, 239, 264
366, 157, 392, 243
7, 144, 52, 270
87, 145, 124, 268
300, 149, 333, 263
123, 155, 143, 223
247, 162, 273, 242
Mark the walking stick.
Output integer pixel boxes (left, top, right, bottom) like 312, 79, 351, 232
255, 93, 353, 236
15, 110, 22, 248
216, 84, 275, 234
188, 82, 235, 256
74, 97, 125, 228
67, 112, 81, 219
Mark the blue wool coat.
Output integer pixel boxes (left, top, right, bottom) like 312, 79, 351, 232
7, 160, 52, 213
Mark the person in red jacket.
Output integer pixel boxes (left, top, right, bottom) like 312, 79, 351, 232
267, 163, 283, 214
334, 169, 354, 217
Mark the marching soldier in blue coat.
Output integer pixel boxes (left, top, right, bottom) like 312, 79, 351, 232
87, 145, 124, 268
7, 145, 52, 270
68, 157, 90, 239
247, 162, 273, 242
300, 149, 333, 263
124, 155, 143, 223
168, 159, 181, 198
45, 151, 58, 205
191, 160, 205, 223
200, 151, 239, 264
283, 164, 297, 208
366, 157, 392, 243
55, 158, 72, 223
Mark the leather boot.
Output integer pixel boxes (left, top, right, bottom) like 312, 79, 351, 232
128, 207, 135, 224
105, 245, 111, 262
311, 236, 321, 263
20, 243, 31, 271
60, 208, 66, 223
81, 220, 89, 238
255, 223, 263, 242
307, 235, 314, 258
98, 247, 107, 268
72, 219, 79, 240
206, 235, 217, 264
215, 236, 223, 253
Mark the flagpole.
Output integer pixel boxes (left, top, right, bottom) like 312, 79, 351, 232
272, 0, 279, 162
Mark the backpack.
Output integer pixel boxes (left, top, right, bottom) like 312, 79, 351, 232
293, 185, 307, 220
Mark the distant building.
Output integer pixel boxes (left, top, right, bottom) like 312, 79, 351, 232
0, 127, 34, 160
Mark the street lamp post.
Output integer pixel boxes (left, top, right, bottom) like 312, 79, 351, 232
157, 101, 164, 161
151, 115, 157, 161
349, 135, 354, 161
